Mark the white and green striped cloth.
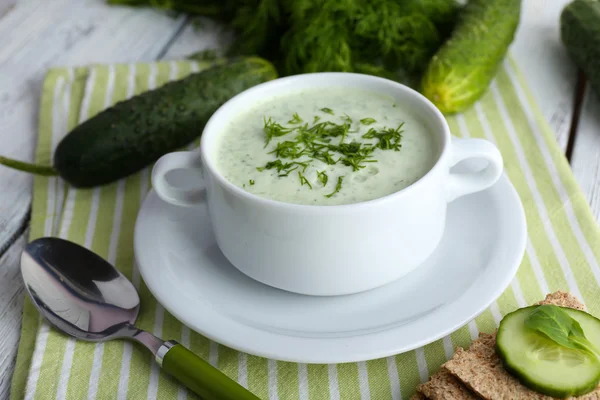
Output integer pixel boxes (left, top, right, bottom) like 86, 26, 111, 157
11, 57, 600, 399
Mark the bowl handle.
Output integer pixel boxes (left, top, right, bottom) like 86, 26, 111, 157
152, 151, 206, 207
446, 137, 504, 202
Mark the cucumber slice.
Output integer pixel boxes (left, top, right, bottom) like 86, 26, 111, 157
497, 306, 600, 397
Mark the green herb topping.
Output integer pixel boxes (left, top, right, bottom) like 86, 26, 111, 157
525, 305, 600, 359
263, 117, 293, 147
288, 113, 303, 124
257, 110, 404, 198
360, 118, 377, 125
317, 170, 328, 186
249, 179, 255, 185
362, 122, 404, 151
256, 160, 309, 177
326, 176, 344, 198
298, 171, 312, 189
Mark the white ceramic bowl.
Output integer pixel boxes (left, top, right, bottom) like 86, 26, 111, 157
151, 73, 503, 296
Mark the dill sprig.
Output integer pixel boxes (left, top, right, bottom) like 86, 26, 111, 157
288, 112, 303, 124
325, 176, 344, 198
269, 140, 306, 158
298, 171, 312, 189
263, 117, 294, 146
257, 159, 309, 177
360, 118, 377, 125
317, 171, 329, 186
362, 122, 404, 151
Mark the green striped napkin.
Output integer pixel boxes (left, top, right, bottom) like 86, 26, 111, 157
11, 57, 600, 400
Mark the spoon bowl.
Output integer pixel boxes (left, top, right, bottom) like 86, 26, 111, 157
22, 237, 139, 341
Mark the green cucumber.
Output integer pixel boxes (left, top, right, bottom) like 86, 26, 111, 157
497, 306, 600, 397
0, 57, 277, 187
421, 0, 521, 114
561, 0, 600, 99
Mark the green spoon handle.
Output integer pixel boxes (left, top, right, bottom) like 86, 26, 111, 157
158, 341, 259, 400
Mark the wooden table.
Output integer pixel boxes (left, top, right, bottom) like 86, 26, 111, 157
0, 0, 598, 397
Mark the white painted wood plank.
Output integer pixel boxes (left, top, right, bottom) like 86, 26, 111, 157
0, 0, 187, 257
161, 17, 232, 60
570, 89, 600, 221
0, 0, 16, 18
510, 0, 576, 151
519, 0, 600, 224
0, 232, 27, 400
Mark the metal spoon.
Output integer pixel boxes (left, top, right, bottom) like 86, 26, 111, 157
21, 237, 259, 400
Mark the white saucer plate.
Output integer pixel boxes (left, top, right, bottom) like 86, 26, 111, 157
134, 174, 526, 364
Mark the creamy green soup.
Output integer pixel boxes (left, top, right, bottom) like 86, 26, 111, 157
214, 88, 438, 205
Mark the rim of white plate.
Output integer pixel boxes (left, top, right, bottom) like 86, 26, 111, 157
134, 174, 526, 363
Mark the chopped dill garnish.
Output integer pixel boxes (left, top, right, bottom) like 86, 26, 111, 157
325, 176, 344, 198
257, 160, 309, 176
257, 112, 404, 197
288, 112, 303, 124
263, 117, 294, 147
278, 167, 298, 177
317, 170, 328, 186
335, 142, 376, 171
295, 161, 309, 172
362, 122, 404, 151
360, 118, 376, 125
249, 179, 255, 185
298, 171, 312, 189
269, 140, 305, 159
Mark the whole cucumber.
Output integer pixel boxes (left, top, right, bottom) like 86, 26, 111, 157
561, 0, 600, 99
421, 0, 521, 114
0, 57, 277, 187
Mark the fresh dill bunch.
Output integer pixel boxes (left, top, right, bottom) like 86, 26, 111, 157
227, 0, 284, 59
281, 0, 357, 74
280, 0, 458, 77
406, 0, 462, 35
109, 0, 461, 80
353, 0, 441, 74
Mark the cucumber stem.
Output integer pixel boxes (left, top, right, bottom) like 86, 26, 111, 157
0, 155, 58, 176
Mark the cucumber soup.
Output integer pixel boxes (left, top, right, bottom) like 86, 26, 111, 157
215, 88, 438, 206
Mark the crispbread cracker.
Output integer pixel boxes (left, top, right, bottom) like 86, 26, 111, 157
410, 393, 429, 400
416, 368, 480, 400
444, 292, 598, 400
537, 290, 585, 310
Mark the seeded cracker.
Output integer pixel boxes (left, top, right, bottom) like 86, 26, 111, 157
443, 292, 599, 400
537, 291, 586, 311
415, 368, 480, 400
